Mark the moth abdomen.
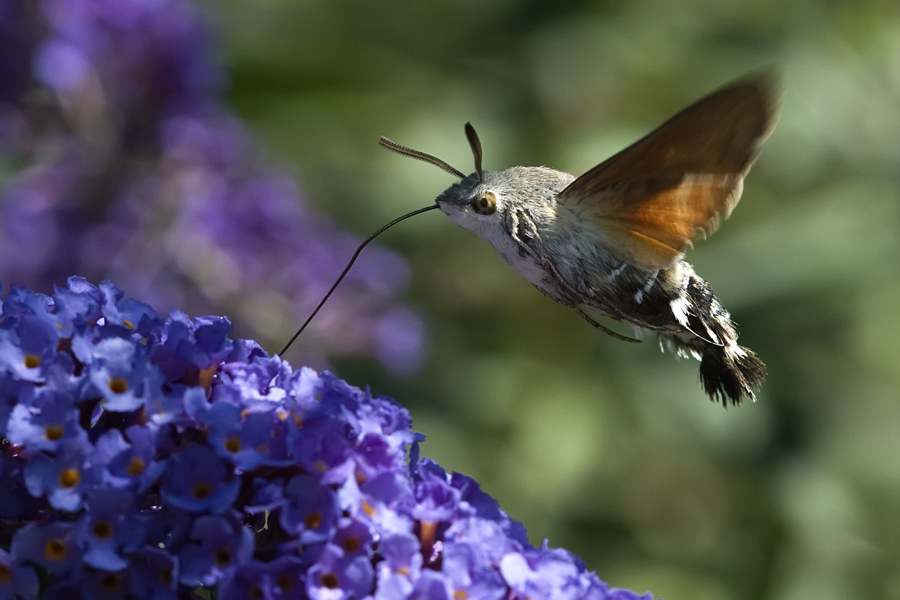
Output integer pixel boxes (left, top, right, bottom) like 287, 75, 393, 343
665, 272, 765, 405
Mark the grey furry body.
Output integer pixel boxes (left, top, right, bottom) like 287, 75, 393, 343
437, 166, 765, 404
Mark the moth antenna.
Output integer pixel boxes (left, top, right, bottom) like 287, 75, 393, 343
464, 122, 484, 182
379, 137, 466, 180
278, 204, 440, 356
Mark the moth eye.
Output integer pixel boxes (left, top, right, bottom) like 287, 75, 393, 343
470, 190, 498, 215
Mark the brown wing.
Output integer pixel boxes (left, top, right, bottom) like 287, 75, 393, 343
557, 72, 779, 270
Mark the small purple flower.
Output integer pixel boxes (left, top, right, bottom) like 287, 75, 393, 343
82, 567, 132, 600
1, 286, 53, 320
0, 547, 39, 600
129, 546, 179, 600
444, 518, 524, 565
353, 470, 415, 534
215, 357, 291, 406
146, 316, 211, 389
23, 438, 99, 511
178, 514, 254, 587
374, 532, 422, 600
98, 282, 163, 336
144, 385, 199, 426
93, 426, 168, 492
354, 395, 415, 444
76, 487, 148, 571
87, 337, 163, 412
450, 473, 530, 548
160, 444, 240, 514
51, 277, 103, 333
441, 541, 507, 600
12, 521, 80, 576
6, 388, 87, 452
205, 401, 291, 469
332, 518, 374, 559
412, 460, 463, 524
500, 546, 610, 600
291, 415, 355, 475
408, 569, 451, 600
306, 543, 374, 600
281, 474, 341, 544
220, 556, 305, 600
0, 313, 59, 382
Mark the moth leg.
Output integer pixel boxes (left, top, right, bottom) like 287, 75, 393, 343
505, 211, 643, 344
577, 310, 642, 343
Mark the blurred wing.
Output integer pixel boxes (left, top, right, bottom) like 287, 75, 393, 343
558, 73, 779, 270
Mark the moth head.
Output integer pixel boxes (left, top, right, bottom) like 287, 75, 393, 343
379, 123, 504, 232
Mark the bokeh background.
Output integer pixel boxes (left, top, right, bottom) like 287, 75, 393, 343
4, 0, 900, 598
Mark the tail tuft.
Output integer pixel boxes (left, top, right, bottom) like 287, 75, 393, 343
699, 344, 766, 406
680, 272, 766, 406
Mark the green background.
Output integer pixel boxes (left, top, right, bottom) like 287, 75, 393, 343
203, 1, 900, 598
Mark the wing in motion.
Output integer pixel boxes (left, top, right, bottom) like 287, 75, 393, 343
557, 73, 779, 270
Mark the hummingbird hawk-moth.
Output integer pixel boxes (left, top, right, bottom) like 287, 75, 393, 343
282, 73, 778, 406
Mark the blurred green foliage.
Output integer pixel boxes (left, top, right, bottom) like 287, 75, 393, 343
202, 0, 900, 598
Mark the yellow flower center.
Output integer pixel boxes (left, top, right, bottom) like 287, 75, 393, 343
45, 425, 64, 441
59, 468, 80, 488
304, 511, 323, 529
127, 456, 146, 476
92, 521, 113, 540
224, 435, 242, 453
108, 378, 128, 394
44, 538, 67, 561
192, 482, 212, 500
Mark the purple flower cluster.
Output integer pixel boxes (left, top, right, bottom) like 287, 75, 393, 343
0, 278, 653, 600
0, 0, 425, 373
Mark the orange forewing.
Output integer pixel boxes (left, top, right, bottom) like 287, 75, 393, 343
557, 73, 778, 270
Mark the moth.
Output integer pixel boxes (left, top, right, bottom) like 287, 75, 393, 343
379, 73, 778, 405
281, 73, 778, 406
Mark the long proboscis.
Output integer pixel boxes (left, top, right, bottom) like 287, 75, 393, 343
278, 204, 440, 356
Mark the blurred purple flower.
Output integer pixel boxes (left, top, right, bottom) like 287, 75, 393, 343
0, 0, 427, 372
0, 548, 39, 600
34, 39, 90, 92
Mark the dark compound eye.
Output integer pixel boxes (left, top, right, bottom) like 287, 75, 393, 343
470, 190, 497, 215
